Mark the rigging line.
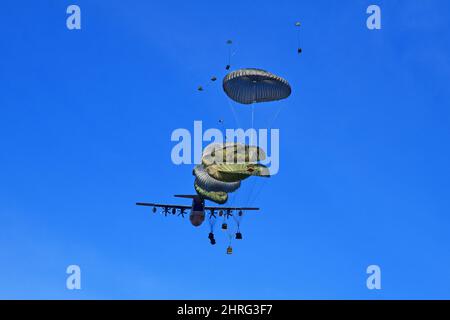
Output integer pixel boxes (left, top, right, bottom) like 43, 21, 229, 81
227, 99, 241, 129
249, 109, 286, 206
251, 78, 257, 145
248, 177, 268, 206
251, 104, 255, 145
266, 103, 284, 129
244, 176, 257, 206
252, 104, 255, 128
247, 105, 283, 206
232, 186, 240, 208
229, 185, 238, 207
246, 103, 258, 205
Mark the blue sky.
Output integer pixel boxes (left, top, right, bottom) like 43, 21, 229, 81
1, 0, 450, 299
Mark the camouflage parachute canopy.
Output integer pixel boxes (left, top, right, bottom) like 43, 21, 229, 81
194, 182, 228, 205
193, 142, 270, 204
205, 163, 270, 183
202, 142, 266, 166
194, 165, 241, 193
223, 68, 291, 105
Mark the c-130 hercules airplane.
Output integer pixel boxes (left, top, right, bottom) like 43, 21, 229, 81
136, 195, 259, 254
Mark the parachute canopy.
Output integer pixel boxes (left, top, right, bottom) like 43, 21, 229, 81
202, 142, 266, 167
193, 142, 270, 204
194, 165, 241, 193
223, 68, 291, 105
194, 182, 228, 205
206, 163, 270, 182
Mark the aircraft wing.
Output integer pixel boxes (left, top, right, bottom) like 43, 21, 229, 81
204, 206, 259, 211
136, 202, 258, 211
136, 202, 191, 209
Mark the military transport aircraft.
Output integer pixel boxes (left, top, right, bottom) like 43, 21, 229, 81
136, 194, 258, 227
136, 195, 259, 250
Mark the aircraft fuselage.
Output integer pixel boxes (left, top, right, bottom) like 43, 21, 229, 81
190, 197, 205, 227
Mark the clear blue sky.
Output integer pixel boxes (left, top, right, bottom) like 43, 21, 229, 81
1, 0, 450, 299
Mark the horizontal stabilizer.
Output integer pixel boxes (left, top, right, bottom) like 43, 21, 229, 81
174, 194, 199, 199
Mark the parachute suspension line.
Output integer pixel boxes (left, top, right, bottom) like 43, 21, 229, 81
247, 103, 283, 207
233, 213, 241, 232
250, 78, 257, 146
208, 211, 217, 245
252, 79, 257, 129
221, 212, 228, 230
209, 213, 216, 232
251, 104, 255, 145
266, 103, 284, 129
244, 175, 258, 206
252, 104, 255, 129
226, 211, 235, 254
230, 181, 240, 208
233, 211, 244, 239
242, 102, 258, 207
227, 99, 241, 128
229, 191, 235, 208
226, 232, 233, 254
248, 175, 268, 206
229, 183, 240, 208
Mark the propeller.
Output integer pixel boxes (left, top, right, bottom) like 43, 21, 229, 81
178, 208, 187, 218
208, 209, 216, 219
162, 207, 170, 217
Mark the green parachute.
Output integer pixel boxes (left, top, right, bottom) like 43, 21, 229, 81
193, 142, 270, 204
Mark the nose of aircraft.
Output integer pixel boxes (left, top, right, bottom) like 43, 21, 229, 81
189, 212, 205, 227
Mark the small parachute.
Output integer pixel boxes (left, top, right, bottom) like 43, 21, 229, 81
295, 21, 302, 54
223, 68, 291, 104
226, 40, 233, 70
